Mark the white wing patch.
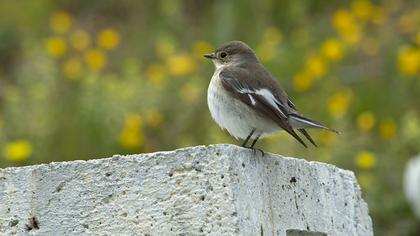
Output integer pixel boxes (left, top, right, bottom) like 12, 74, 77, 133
248, 94, 256, 105
255, 89, 286, 117
227, 78, 286, 118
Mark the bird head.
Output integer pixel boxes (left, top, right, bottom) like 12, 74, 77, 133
204, 41, 258, 68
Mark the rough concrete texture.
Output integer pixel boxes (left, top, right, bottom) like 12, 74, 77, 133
0, 144, 373, 236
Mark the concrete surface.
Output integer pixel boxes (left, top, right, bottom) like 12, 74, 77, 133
0, 144, 373, 236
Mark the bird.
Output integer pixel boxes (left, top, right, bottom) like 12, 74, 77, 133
204, 40, 338, 150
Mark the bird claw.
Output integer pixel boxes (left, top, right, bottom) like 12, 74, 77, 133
250, 147, 265, 157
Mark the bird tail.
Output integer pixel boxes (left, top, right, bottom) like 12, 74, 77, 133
288, 114, 339, 133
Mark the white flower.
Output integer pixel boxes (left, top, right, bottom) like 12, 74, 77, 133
404, 155, 420, 219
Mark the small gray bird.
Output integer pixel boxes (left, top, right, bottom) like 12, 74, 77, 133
204, 41, 337, 149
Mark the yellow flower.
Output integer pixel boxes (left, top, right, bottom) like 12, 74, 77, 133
293, 71, 314, 92
3, 140, 32, 161
145, 109, 165, 128
379, 118, 397, 139
166, 53, 196, 76
305, 54, 328, 78
193, 40, 213, 58
145, 63, 167, 88
328, 89, 352, 118
62, 57, 82, 80
70, 30, 91, 51
119, 114, 143, 149
397, 46, 420, 76
179, 82, 201, 104
97, 28, 120, 50
84, 49, 107, 71
332, 9, 361, 44
355, 150, 376, 169
45, 37, 67, 58
333, 9, 355, 32
155, 38, 176, 59
357, 111, 376, 132
321, 39, 344, 62
351, 0, 372, 21
49, 10, 73, 33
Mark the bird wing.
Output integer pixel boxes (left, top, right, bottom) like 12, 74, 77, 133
219, 66, 308, 147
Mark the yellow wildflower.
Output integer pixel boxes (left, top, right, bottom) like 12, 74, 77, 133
46, 37, 67, 58
351, 0, 372, 21
49, 10, 72, 33
3, 140, 32, 161
305, 54, 328, 79
321, 38, 344, 62
332, 9, 361, 44
357, 111, 376, 132
84, 49, 107, 71
97, 28, 120, 50
145, 109, 164, 128
333, 9, 355, 32
70, 30, 91, 51
62, 57, 82, 80
193, 40, 213, 58
379, 118, 397, 140
328, 89, 353, 118
180, 82, 201, 104
293, 71, 314, 92
355, 150, 376, 169
119, 114, 143, 149
155, 38, 176, 59
145, 63, 167, 88
166, 53, 196, 76
397, 46, 420, 76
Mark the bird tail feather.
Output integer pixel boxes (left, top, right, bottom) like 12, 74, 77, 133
289, 114, 339, 133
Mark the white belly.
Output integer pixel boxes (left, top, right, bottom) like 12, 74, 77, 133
207, 70, 280, 140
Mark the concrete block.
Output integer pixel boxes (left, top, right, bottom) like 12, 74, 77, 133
0, 144, 373, 235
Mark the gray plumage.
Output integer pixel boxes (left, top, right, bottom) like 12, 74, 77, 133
205, 41, 337, 148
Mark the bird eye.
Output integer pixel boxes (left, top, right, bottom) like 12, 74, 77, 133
220, 52, 227, 58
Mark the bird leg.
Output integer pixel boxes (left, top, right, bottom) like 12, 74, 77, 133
250, 135, 265, 156
241, 129, 255, 147
250, 135, 260, 148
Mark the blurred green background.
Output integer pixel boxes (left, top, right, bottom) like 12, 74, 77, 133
0, 0, 419, 234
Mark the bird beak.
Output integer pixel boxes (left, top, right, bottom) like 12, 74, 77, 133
204, 53, 216, 59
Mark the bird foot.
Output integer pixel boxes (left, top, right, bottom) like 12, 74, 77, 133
250, 147, 265, 157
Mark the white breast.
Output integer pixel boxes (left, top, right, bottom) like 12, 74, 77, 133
207, 68, 279, 140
